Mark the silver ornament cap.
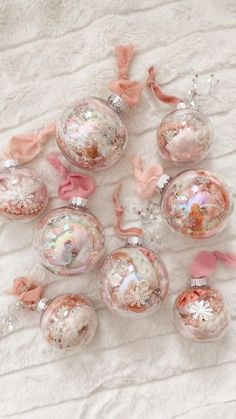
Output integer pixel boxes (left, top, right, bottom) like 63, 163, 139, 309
37, 298, 50, 313
126, 235, 143, 247
3, 159, 20, 169
189, 277, 208, 287
155, 174, 171, 193
69, 197, 89, 210
107, 93, 128, 115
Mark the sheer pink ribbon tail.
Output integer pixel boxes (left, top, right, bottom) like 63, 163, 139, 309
47, 153, 95, 199
12, 277, 43, 310
131, 156, 163, 198
5, 122, 56, 163
147, 66, 181, 105
113, 183, 143, 239
109, 45, 143, 107
190, 250, 236, 278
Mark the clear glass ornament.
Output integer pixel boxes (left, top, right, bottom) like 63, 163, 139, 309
34, 198, 105, 275
57, 96, 128, 171
157, 106, 213, 165
173, 279, 230, 342
99, 236, 169, 317
160, 169, 233, 239
0, 161, 48, 222
40, 294, 97, 351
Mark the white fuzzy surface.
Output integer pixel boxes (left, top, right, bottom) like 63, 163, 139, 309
0, 1, 236, 418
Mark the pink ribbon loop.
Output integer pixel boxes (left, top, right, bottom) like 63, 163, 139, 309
131, 156, 163, 198
190, 250, 236, 279
147, 66, 181, 105
109, 45, 143, 107
47, 153, 95, 200
113, 183, 143, 239
5, 122, 56, 164
12, 277, 43, 310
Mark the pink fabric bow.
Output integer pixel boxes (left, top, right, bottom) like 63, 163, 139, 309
12, 277, 43, 309
131, 156, 163, 198
109, 45, 143, 107
147, 66, 181, 105
48, 153, 95, 200
190, 250, 236, 278
113, 183, 143, 239
5, 122, 56, 163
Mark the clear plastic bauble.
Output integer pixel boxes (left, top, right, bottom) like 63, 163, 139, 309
57, 96, 128, 171
34, 200, 105, 275
173, 283, 230, 342
160, 169, 232, 239
157, 107, 213, 165
0, 164, 48, 222
99, 238, 169, 317
40, 294, 97, 350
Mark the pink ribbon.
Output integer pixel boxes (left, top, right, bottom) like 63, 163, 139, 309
5, 122, 56, 163
47, 153, 95, 200
12, 277, 43, 310
131, 156, 163, 198
190, 250, 236, 278
113, 183, 143, 239
147, 66, 181, 105
109, 45, 143, 107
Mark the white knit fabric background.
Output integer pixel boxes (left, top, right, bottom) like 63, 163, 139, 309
1, 1, 236, 418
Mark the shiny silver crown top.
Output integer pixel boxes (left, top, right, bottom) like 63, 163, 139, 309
126, 235, 143, 247
3, 159, 20, 169
37, 298, 50, 313
189, 277, 208, 287
176, 101, 188, 110
69, 197, 89, 209
155, 174, 171, 193
107, 93, 128, 115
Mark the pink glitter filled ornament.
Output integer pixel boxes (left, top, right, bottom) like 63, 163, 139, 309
0, 277, 97, 350
132, 157, 233, 239
56, 45, 143, 171
0, 123, 55, 221
173, 250, 236, 342
99, 185, 169, 317
147, 66, 213, 165
34, 155, 105, 276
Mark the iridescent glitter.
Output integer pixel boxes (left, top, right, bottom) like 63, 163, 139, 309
99, 243, 169, 317
0, 166, 48, 221
157, 108, 212, 165
34, 205, 105, 275
173, 285, 230, 342
57, 97, 128, 170
40, 294, 97, 350
161, 169, 232, 238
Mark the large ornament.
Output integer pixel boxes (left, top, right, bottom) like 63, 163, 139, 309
56, 45, 143, 171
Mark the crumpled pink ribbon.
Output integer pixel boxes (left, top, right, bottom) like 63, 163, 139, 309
109, 45, 143, 107
147, 66, 181, 105
12, 277, 43, 310
47, 153, 95, 200
131, 156, 163, 198
190, 250, 236, 278
5, 122, 56, 163
113, 183, 143, 239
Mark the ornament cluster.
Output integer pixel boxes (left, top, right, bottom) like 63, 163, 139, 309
0, 44, 235, 352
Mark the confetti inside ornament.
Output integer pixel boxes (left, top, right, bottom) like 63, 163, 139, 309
173, 250, 236, 342
56, 45, 143, 170
0, 123, 55, 221
132, 157, 233, 239
34, 154, 105, 275
0, 277, 97, 351
147, 66, 213, 165
99, 185, 169, 317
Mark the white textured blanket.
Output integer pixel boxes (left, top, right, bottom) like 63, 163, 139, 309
0, 1, 236, 418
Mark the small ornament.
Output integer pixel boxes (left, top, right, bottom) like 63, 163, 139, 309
173, 250, 236, 342
34, 154, 105, 275
99, 184, 169, 317
132, 157, 233, 239
147, 66, 213, 165
0, 277, 97, 350
57, 45, 143, 170
0, 123, 55, 221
